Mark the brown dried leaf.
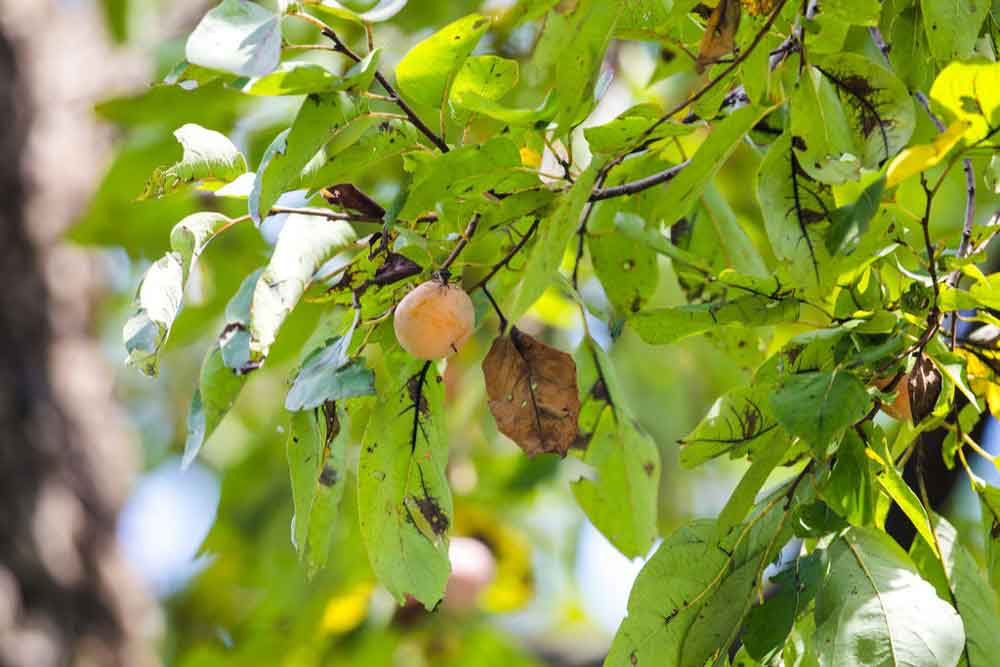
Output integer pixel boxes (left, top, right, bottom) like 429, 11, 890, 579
908, 354, 942, 425
482, 328, 581, 457
696, 0, 741, 73
322, 183, 386, 218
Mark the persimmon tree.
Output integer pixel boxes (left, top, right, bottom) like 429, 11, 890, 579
106, 0, 1000, 664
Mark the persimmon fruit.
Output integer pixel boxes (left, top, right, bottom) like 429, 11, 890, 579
393, 280, 475, 360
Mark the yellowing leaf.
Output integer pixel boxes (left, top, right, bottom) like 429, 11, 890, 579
958, 349, 1000, 419
886, 120, 970, 187
930, 62, 1000, 142
320, 582, 374, 635
519, 146, 542, 168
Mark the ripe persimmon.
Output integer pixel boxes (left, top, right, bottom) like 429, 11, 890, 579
393, 280, 475, 360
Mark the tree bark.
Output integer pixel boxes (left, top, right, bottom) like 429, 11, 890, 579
0, 25, 154, 667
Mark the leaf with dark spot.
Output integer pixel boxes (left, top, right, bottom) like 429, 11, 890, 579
571, 339, 660, 558
482, 327, 581, 457
287, 401, 347, 576
359, 353, 451, 608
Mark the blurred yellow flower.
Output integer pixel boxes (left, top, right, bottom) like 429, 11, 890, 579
320, 581, 374, 635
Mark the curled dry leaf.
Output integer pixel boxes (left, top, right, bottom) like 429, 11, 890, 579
482, 327, 580, 457
321, 183, 386, 219
696, 0, 741, 73
908, 354, 942, 425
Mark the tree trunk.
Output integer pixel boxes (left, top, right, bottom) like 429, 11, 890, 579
0, 22, 155, 667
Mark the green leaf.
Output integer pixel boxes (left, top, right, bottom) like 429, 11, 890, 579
141, 124, 247, 200
449, 91, 558, 127
613, 0, 671, 41
285, 315, 375, 411
449, 55, 519, 118
882, 0, 935, 92
399, 137, 533, 218
819, 429, 876, 526
744, 552, 826, 661
716, 434, 793, 538
186, 0, 281, 77
818, 0, 881, 26
659, 105, 770, 227
920, 0, 990, 62
506, 158, 605, 322
588, 223, 659, 315
606, 502, 793, 667
629, 295, 800, 346
99, 0, 129, 43
811, 53, 915, 171
789, 64, 861, 184
249, 214, 358, 363
395, 13, 491, 109
826, 177, 885, 256
770, 371, 871, 458
182, 269, 262, 467
583, 104, 693, 155
679, 386, 782, 468
358, 356, 452, 609
539, 0, 616, 133
911, 514, 1000, 667
930, 62, 1000, 143
251, 92, 369, 223
814, 527, 965, 667
301, 118, 422, 190
870, 429, 939, 558
572, 340, 659, 559
287, 403, 348, 576
123, 212, 233, 376
243, 50, 380, 96
979, 486, 1000, 591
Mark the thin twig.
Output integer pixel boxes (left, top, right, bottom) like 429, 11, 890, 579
589, 160, 689, 201
573, 172, 609, 289
471, 218, 541, 291
615, 0, 792, 164
439, 214, 481, 273
269, 205, 437, 225
913, 91, 977, 348
289, 12, 449, 152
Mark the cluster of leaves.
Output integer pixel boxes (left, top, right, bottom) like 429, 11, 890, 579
110, 0, 1000, 664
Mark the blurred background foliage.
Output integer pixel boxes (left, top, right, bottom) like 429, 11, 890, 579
65, 0, 999, 665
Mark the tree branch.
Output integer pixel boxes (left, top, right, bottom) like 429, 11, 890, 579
615, 0, 792, 163
290, 12, 450, 153
914, 91, 977, 348
588, 161, 689, 201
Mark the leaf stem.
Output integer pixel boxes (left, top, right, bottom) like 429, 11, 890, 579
439, 214, 480, 274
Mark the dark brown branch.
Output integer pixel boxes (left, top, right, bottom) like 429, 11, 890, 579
588, 160, 689, 201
